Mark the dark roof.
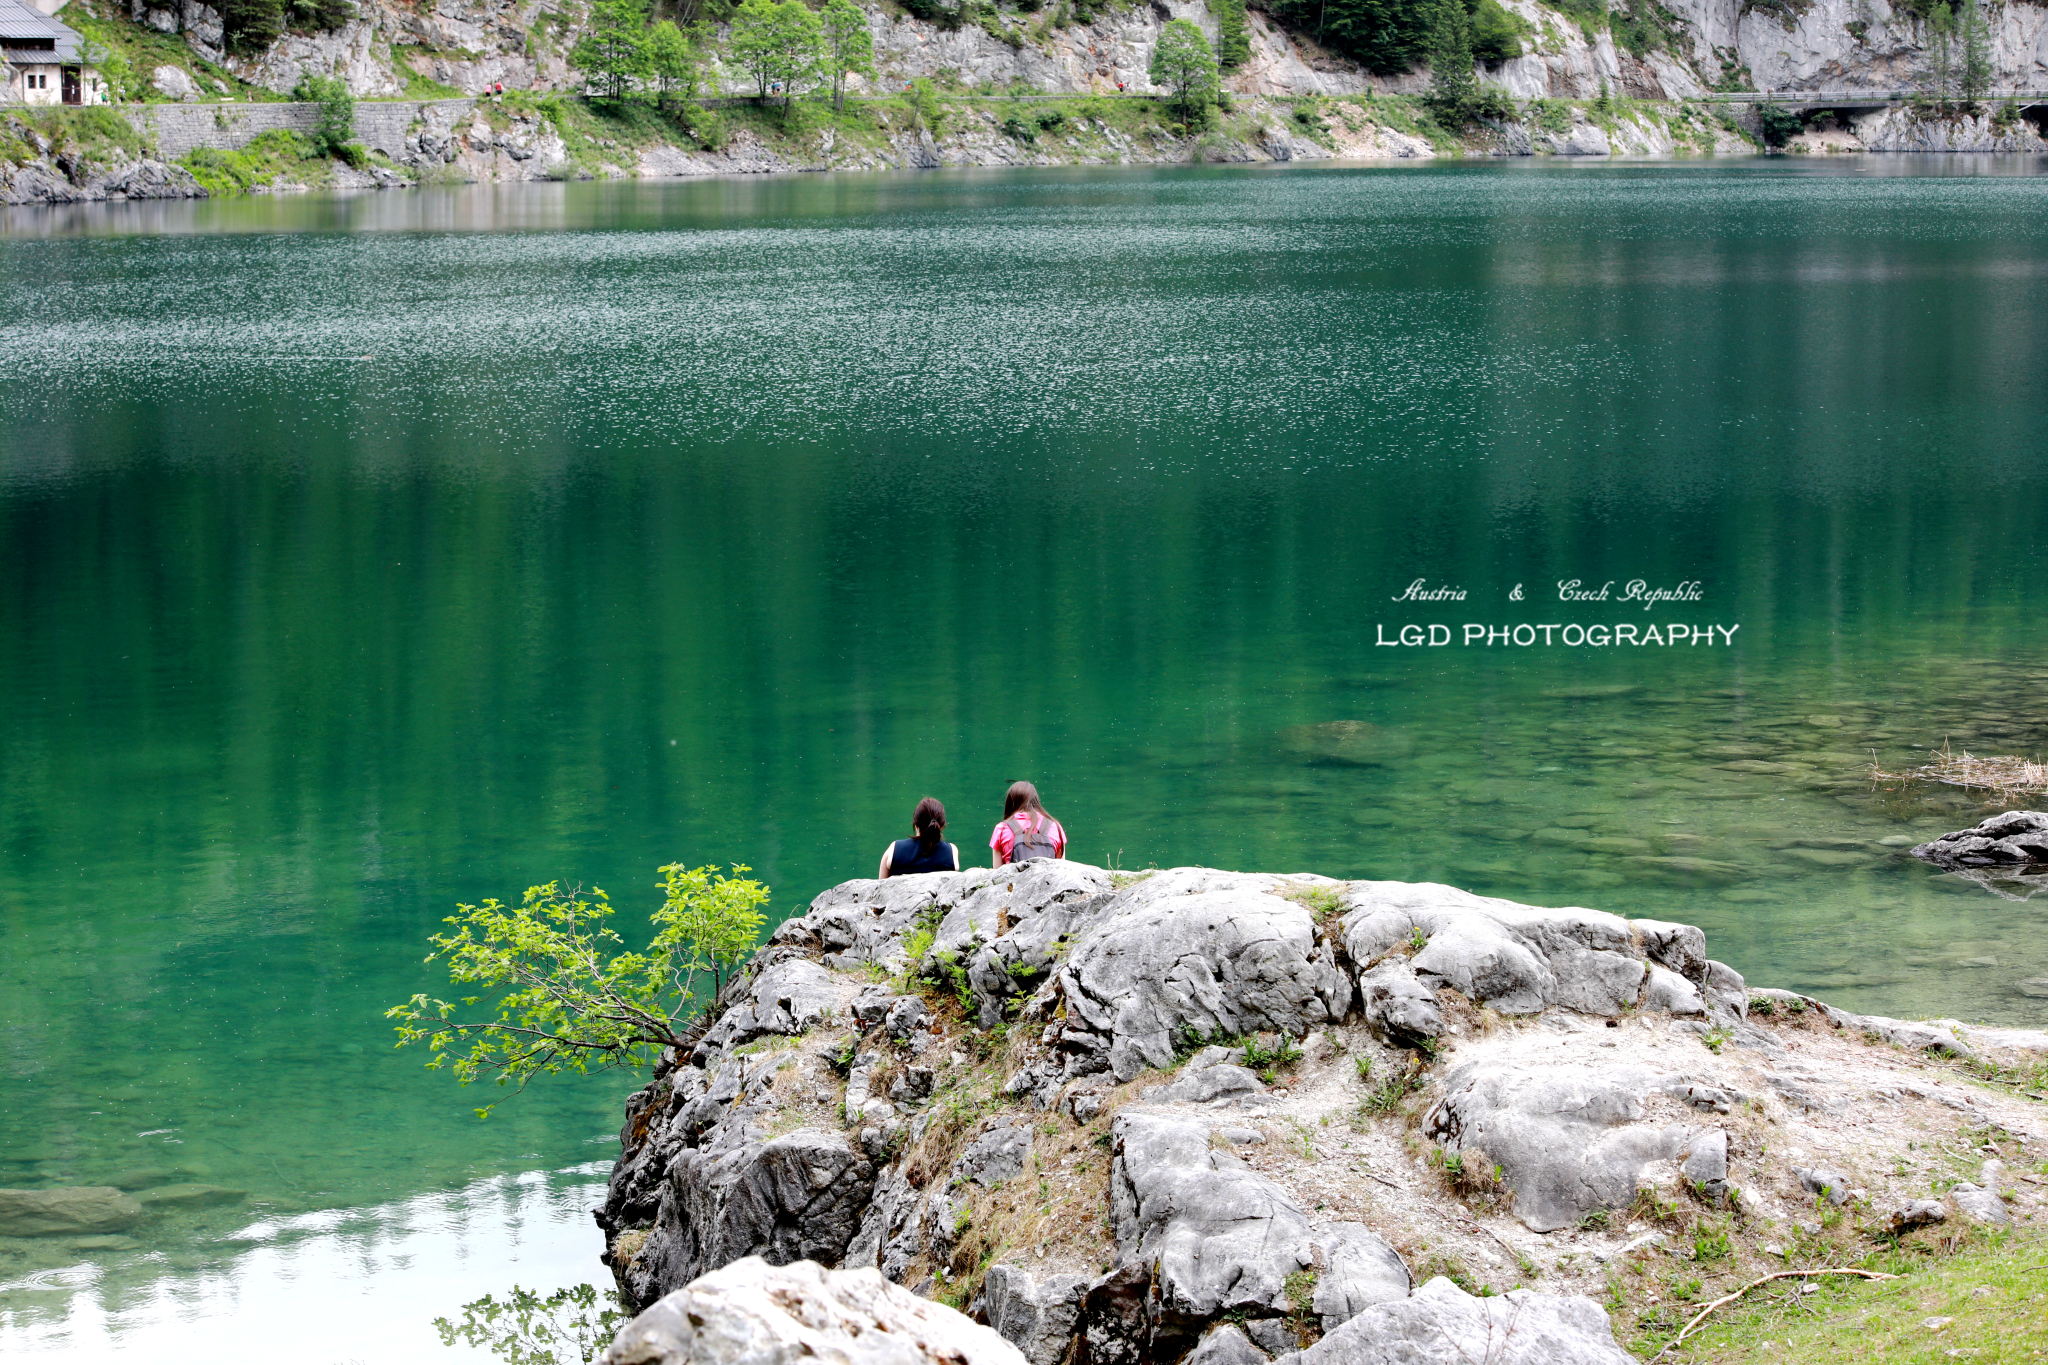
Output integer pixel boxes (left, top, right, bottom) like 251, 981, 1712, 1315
0, 0, 81, 61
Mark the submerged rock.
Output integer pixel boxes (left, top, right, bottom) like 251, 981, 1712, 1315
135, 1183, 245, 1209
1279, 721, 1415, 767
0, 1187, 144, 1236
602, 1256, 1024, 1365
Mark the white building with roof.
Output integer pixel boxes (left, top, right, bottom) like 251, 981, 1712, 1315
2, 0, 106, 106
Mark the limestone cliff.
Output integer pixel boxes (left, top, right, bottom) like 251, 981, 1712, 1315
592, 863, 2048, 1365
109, 0, 2048, 104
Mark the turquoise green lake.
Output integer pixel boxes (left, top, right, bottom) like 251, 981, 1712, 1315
3, 158, 2046, 1360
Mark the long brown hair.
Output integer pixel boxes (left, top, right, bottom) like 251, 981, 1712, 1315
912, 797, 947, 852
1002, 781, 1052, 824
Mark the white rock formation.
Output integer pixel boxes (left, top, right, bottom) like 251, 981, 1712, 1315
594, 863, 2048, 1365
602, 1257, 1029, 1365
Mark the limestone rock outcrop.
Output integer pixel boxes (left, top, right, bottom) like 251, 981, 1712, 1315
597, 862, 2048, 1365
1061, 871, 1354, 1082
1272, 1276, 1636, 1365
1423, 1058, 1729, 1232
602, 1256, 1027, 1365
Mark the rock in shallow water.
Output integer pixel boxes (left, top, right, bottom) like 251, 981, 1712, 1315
135, 1183, 245, 1210
0, 1187, 144, 1237
1912, 811, 2048, 867
1279, 721, 1415, 767
601, 1256, 1025, 1365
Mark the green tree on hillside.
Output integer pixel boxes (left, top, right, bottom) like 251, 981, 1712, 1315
573, 0, 654, 100
821, 0, 876, 112
292, 73, 356, 155
385, 864, 769, 1117
1925, 0, 1956, 103
908, 76, 944, 132
1958, 0, 1993, 104
1264, 0, 1432, 75
221, 0, 285, 50
220, 0, 350, 50
1755, 98, 1803, 146
71, 18, 135, 101
730, 0, 827, 108
646, 19, 704, 108
1149, 18, 1221, 123
1215, 0, 1252, 70
1424, 0, 1475, 116
1468, 0, 1530, 62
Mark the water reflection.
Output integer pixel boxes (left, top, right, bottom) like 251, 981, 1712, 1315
6, 154, 2048, 241
0, 1163, 609, 1363
3, 157, 2046, 1360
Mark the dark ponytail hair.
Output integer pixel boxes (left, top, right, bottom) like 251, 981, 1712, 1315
913, 797, 947, 853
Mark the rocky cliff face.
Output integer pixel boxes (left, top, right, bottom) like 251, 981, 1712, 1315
118, 0, 2048, 104
594, 862, 2048, 1365
0, 111, 205, 204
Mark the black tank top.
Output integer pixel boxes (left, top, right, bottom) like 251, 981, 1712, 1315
889, 838, 958, 876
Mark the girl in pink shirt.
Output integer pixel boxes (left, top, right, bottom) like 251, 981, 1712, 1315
990, 781, 1067, 866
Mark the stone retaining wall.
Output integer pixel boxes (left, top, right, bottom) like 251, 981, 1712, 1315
123, 98, 477, 159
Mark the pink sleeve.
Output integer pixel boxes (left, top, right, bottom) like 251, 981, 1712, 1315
990, 822, 1013, 861
1054, 821, 1067, 856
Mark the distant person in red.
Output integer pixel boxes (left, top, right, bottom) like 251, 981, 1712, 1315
990, 781, 1066, 866
879, 797, 960, 878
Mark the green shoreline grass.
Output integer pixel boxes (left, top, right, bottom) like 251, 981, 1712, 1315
1653, 1228, 2048, 1363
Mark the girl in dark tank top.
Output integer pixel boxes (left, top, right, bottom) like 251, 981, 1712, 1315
879, 797, 960, 878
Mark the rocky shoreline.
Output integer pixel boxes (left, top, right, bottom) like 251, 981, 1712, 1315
8, 100, 2043, 209
590, 862, 2046, 1364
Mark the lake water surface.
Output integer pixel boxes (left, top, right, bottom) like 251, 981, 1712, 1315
3, 158, 2046, 1361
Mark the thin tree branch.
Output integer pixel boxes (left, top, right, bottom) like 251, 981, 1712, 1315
1648, 1269, 1900, 1362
